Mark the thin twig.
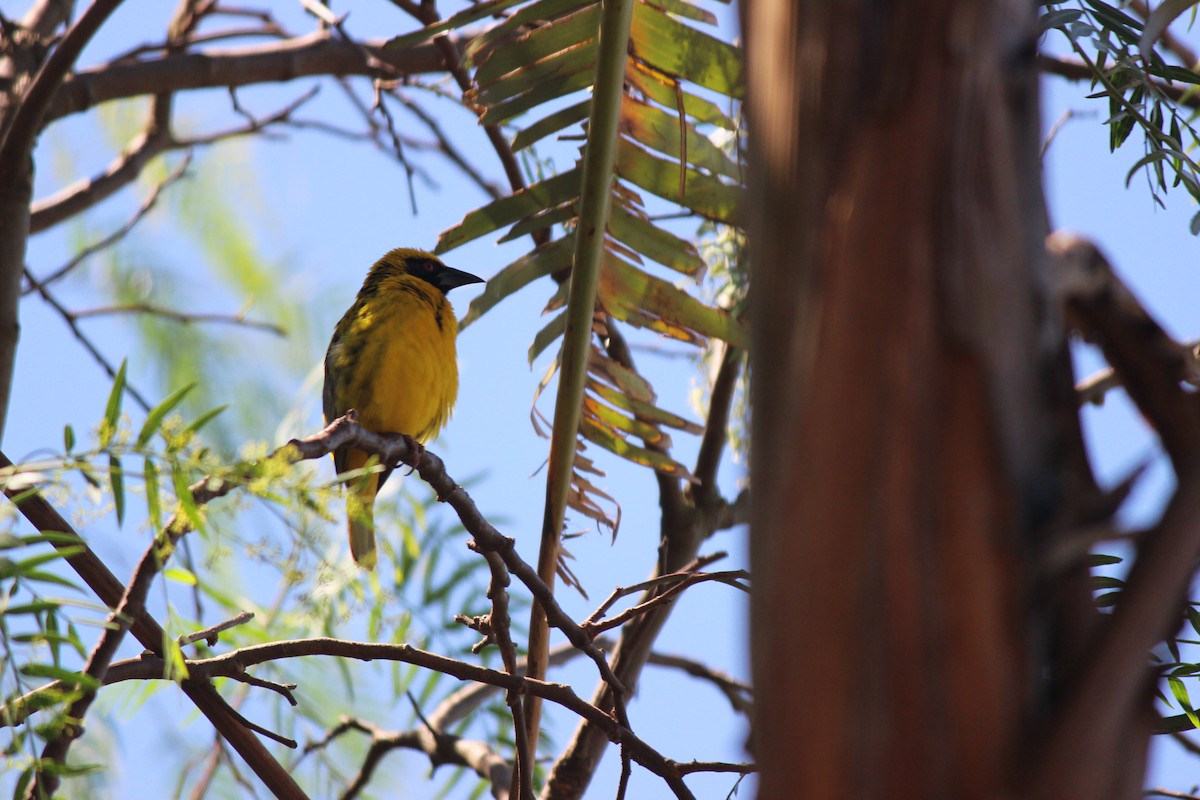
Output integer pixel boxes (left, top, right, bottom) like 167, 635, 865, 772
178, 610, 256, 648
72, 303, 286, 335
21, 268, 155, 412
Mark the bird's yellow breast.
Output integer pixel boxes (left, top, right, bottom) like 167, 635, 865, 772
327, 274, 459, 442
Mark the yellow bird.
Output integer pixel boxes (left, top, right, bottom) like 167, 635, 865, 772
323, 248, 483, 568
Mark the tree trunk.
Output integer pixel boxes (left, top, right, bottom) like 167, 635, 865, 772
745, 2, 1080, 797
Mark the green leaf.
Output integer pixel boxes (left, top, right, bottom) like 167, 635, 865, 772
626, 60, 737, 129
588, 344, 656, 402
600, 251, 748, 348
184, 405, 228, 437
383, 0, 530, 50
584, 395, 670, 445
62, 425, 75, 453
619, 94, 742, 180
1, 600, 61, 616
109, 454, 125, 527
1039, 8, 1084, 32
608, 201, 706, 276
100, 360, 128, 448
473, 40, 598, 107
460, 237, 575, 329
586, 376, 702, 432
163, 567, 197, 585
437, 168, 582, 253
172, 465, 204, 534
473, 3, 601, 86
137, 383, 196, 447
479, 67, 597, 127
498, 202, 578, 242
646, 0, 718, 24
466, 0, 598, 66
0, 546, 85, 580
579, 417, 694, 479
144, 457, 162, 531
616, 137, 743, 224
630, 2, 743, 97
18, 664, 101, 690
529, 312, 568, 365
512, 99, 591, 151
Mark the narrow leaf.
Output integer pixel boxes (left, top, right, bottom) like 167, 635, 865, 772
512, 99, 591, 151
608, 201, 706, 276
627, 60, 736, 129
383, 0, 529, 50
630, 2, 743, 97
600, 251, 749, 347
466, 0, 598, 66
616, 137, 743, 224
101, 360, 128, 447
586, 376, 703, 432
460, 237, 575, 329
137, 383, 196, 447
436, 168, 582, 253
580, 417, 695, 479
478, 68, 596, 126
473, 3, 601, 86
109, 454, 125, 527
529, 312, 567, 365
619, 94, 742, 180
184, 405, 227, 437
144, 457, 162, 531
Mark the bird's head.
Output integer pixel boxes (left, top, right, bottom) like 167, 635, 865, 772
373, 248, 485, 295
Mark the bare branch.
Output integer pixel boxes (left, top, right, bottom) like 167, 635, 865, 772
21, 267, 156, 412
71, 303, 286, 335
1038, 53, 1200, 110
0, 0, 127, 170
583, 569, 749, 637
31, 86, 319, 233
178, 610, 256, 648
646, 652, 753, 716
44, 30, 460, 124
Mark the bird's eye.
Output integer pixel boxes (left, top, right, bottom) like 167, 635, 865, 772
418, 259, 437, 273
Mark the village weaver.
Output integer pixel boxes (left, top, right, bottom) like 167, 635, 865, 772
323, 248, 483, 568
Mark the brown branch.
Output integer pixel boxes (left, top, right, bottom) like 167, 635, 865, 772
178, 610, 256, 648
30, 86, 318, 233
691, 340, 742, 502
0, 450, 309, 798
1049, 232, 1200, 466
1030, 234, 1200, 795
583, 569, 749, 637
42, 30, 462, 125
582, 553, 727, 626
286, 416, 626, 697
646, 651, 753, 716
0, 0, 127, 169
98, 637, 695, 797
70, 303, 286, 335
1038, 52, 1200, 110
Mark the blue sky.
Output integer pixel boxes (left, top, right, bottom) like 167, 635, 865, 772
6, 1, 1200, 798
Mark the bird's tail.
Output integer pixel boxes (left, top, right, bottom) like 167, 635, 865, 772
343, 449, 379, 570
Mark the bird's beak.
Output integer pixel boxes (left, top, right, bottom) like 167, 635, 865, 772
436, 266, 486, 293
